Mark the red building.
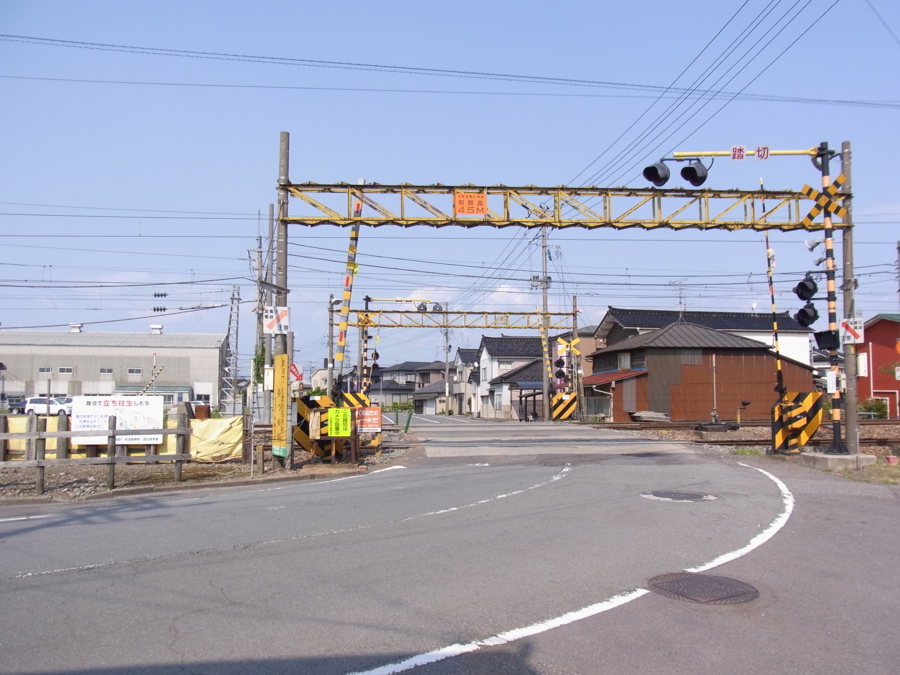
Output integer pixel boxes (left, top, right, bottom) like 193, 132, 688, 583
857, 314, 900, 418
584, 322, 814, 423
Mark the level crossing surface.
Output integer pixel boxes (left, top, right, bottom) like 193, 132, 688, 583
0, 424, 896, 675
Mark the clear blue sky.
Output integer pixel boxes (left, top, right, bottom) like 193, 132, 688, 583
1, 0, 897, 375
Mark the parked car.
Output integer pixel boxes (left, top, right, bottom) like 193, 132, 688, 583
5, 396, 27, 414
24, 397, 73, 416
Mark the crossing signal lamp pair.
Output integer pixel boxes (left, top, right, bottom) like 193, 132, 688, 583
370, 350, 380, 384
792, 275, 819, 328
554, 357, 567, 380
643, 158, 709, 187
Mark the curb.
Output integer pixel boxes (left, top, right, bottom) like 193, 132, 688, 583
0, 468, 361, 507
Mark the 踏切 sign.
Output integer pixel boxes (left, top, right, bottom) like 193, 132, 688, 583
840, 318, 864, 344
731, 146, 770, 160
263, 306, 290, 334
453, 192, 487, 216
357, 407, 382, 432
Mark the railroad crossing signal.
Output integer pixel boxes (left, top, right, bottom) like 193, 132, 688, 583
556, 336, 580, 355
800, 174, 847, 227
772, 392, 823, 454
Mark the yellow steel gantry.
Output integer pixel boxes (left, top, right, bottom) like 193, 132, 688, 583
348, 310, 575, 330
285, 183, 846, 231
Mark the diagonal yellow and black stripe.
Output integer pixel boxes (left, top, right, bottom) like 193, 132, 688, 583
772, 392, 823, 454
800, 174, 848, 227
551, 391, 577, 420
342, 392, 370, 408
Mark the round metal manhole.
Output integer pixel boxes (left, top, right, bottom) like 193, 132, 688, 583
648, 573, 759, 605
640, 490, 717, 502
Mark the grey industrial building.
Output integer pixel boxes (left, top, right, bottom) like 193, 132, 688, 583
0, 327, 228, 409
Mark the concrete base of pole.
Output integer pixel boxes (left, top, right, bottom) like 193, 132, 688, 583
799, 451, 875, 471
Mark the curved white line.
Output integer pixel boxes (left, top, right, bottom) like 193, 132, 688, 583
347, 462, 794, 675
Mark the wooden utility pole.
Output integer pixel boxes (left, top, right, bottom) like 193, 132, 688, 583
840, 141, 859, 459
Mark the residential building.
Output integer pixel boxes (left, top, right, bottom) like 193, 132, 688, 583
452, 348, 479, 415
593, 307, 811, 366
380, 361, 431, 387
412, 380, 452, 414
415, 361, 455, 389
475, 336, 542, 419
0, 327, 228, 409
856, 314, 900, 417
584, 322, 814, 422
370, 379, 415, 407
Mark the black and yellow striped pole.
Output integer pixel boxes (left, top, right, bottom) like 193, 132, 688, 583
332, 187, 363, 397
814, 142, 850, 454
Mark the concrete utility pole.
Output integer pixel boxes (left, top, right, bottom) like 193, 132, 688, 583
274, 132, 292, 469
541, 226, 550, 421
264, 204, 274, 424
840, 141, 859, 459
326, 293, 335, 396
444, 319, 451, 414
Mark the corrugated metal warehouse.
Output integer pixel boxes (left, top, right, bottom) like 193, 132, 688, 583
0, 327, 228, 408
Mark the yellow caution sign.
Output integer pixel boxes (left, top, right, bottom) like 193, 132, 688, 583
272, 354, 290, 458
551, 391, 577, 420
772, 392, 823, 454
342, 392, 370, 408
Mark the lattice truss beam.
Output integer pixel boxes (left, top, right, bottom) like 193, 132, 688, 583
348, 311, 574, 330
285, 184, 847, 231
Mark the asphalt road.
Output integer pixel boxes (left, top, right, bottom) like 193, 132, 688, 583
0, 418, 897, 674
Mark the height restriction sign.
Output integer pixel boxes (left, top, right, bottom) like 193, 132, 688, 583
453, 192, 487, 216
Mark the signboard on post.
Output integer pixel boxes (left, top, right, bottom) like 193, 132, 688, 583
71, 396, 164, 445
329, 408, 352, 437
357, 407, 382, 432
272, 354, 289, 457
840, 318, 864, 344
263, 307, 290, 335
453, 192, 487, 216
289, 363, 302, 382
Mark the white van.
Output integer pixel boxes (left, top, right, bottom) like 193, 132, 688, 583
25, 397, 73, 416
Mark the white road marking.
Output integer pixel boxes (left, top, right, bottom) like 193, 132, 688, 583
169, 497, 201, 503
413, 416, 441, 424
0, 515, 51, 524
444, 417, 471, 423
347, 462, 795, 675
371, 466, 407, 474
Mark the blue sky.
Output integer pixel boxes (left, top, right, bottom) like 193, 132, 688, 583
1, 0, 897, 376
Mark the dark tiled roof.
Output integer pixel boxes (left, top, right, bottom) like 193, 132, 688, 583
381, 361, 432, 372
456, 348, 479, 365
376, 379, 415, 392
551, 326, 597, 341
598, 307, 809, 335
489, 359, 542, 385
415, 360, 454, 372
411, 380, 450, 398
591, 322, 769, 355
479, 336, 542, 358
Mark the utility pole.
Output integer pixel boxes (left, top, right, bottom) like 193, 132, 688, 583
573, 295, 584, 421
840, 141, 859, 460
326, 293, 335, 396
254, 236, 264, 421
264, 204, 274, 424
443, 317, 451, 414
541, 226, 550, 421
273, 132, 292, 469
815, 142, 849, 454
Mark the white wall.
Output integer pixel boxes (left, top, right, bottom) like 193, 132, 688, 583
730, 331, 810, 365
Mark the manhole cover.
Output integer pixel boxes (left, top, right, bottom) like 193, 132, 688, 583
648, 573, 759, 605
640, 490, 717, 502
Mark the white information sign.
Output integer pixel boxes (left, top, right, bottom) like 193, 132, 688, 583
262, 306, 290, 335
895, 366, 900, 381
825, 371, 837, 394
72, 396, 164, 445
840, 318, 864, 344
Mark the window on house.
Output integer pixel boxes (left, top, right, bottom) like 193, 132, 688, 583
618, 353, 631, 370
99, 367, 114, 374
498, 361, 514, 371
420, 373, 431, 384
58, 367, 73, 374
196, 394, 210, 403
481, 367, 487, 380
38, 367, 52, 374
127, 368, 143, 375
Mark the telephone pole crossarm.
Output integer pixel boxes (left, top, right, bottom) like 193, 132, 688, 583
285, 184, 841, 232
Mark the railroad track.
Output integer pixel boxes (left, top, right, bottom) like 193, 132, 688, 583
698, 437, 896, 447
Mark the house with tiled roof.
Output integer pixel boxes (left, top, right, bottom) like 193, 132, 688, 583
593, 307, 811, 365
475, 336, 543, 419
452, 348, 480, 415
584, 322, 813, 422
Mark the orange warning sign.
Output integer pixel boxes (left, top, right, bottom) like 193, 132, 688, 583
454, 193, 487, 216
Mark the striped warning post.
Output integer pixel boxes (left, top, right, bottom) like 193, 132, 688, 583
772, 392, 823, 454
551, 391, 577, 420
342, 392, 370, 408
294, 396, 338, 457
